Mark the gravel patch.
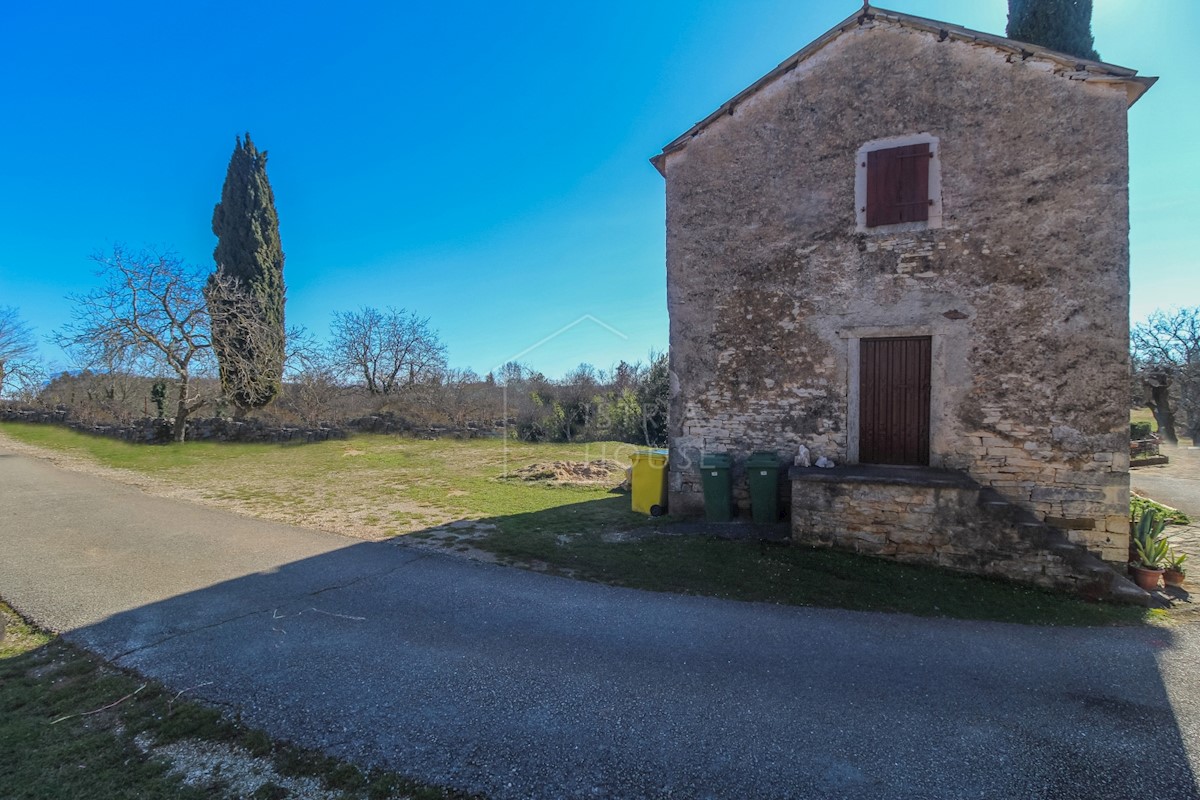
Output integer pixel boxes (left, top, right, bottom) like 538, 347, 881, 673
134, 733, 343, 799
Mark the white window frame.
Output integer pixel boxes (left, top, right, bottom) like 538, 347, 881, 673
855, 133, 943, 234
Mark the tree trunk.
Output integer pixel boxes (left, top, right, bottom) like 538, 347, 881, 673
173, 378, 190, 442
1148, 385, 1178, 445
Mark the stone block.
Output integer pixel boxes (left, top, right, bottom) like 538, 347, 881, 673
1045, 516, 1096, 530
886, 528, 936, 546
1065, 529, 1113, 548
1031, 486, 1103, 503
1053, 470, 1109, 487
1100, 546, 1129, 564
1105, 516, 1130, 535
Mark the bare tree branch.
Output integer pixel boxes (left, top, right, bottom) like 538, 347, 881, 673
0, 306, 44, 399
1132, 307, 1200, 444
53, 246, 215, 441
329, 307, 447, 395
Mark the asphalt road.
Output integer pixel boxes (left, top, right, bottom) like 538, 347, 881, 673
1132, 448, 1200, 520
2, 447, 1200, 799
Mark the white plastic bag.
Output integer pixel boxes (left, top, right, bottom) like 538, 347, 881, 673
794, 444, 811, 468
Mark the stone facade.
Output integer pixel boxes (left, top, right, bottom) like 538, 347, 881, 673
790, 466, 1141, 597
653, 8, 1154, 572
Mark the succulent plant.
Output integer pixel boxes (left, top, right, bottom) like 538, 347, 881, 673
1135, 535, 1170, 571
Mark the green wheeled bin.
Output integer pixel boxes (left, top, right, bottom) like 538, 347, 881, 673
699, 453, 733, 522
745, 451, 781, 524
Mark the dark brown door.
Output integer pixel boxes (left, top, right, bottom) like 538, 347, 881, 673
859, 337, 931, 465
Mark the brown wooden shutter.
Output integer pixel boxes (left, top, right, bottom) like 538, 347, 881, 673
866, 143, 930, 227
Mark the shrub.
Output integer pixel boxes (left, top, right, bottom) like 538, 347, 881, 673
1131, 494, 1191, 525
1131, 421, 1153, 440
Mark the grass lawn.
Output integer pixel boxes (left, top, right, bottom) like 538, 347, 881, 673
0, 422, 1160, 627
0, 422, 639, 538
0, 602, 465, 800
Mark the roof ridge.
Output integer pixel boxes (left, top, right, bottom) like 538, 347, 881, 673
650, 4, 1155, 175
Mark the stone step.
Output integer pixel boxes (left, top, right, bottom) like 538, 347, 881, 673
1108, 575, 1154, 607
978, 487, 1143, 605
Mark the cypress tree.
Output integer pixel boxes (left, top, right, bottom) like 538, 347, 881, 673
208, 133, 286, 411
1007, 0, 1100, 61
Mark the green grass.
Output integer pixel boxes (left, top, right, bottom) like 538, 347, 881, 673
0, 603, 214, 799
0, 602, 472, 799
0, 422, 634, 533
472, 496, 1154, 627
0, 422, 1161, 626
1132, 493, 1192, 525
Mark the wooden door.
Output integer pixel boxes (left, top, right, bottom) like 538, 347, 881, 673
859, 337, 931, 465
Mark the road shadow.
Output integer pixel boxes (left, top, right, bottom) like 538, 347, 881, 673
12, 515, 1190, 800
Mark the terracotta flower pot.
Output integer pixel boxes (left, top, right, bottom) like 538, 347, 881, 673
1131, 565, 1164, 591
1164, 569, 1186, 588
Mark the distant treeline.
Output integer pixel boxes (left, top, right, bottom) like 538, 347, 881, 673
27, 352, 669, 447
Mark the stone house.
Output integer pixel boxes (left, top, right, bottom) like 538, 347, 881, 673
651, 6, 1155, 595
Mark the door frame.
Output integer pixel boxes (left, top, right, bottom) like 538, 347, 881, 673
843, 325, 943, 465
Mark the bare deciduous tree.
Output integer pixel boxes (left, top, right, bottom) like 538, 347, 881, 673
273, 326, 346, 423
1132, 307, 1200, 444
0, 306, 43, 399
329, 306, 447, 395
54, 247, 216, 442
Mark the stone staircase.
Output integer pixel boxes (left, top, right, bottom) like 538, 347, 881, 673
790, 464, 1150, 605
974, 487, 1150, 606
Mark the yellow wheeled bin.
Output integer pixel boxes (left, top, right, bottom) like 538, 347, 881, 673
630, 449, 669, 516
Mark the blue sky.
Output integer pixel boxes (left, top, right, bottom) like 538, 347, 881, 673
1, 0, 1195, 379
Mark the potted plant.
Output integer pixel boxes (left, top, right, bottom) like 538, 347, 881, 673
1165, 549, 1188, 588
1130, 510, 1169, 591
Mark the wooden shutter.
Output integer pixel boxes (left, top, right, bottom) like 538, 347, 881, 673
859, 337, 931, 465
866, 143, 931, 227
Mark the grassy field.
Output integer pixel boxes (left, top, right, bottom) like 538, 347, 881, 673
0, 422, 638, 538
0, 602, 466, 799
0, 422, 1158, 626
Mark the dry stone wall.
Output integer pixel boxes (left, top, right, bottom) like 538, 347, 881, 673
0, 406, 504, 445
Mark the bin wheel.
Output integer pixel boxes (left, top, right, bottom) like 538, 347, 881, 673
650, 504, 666, 517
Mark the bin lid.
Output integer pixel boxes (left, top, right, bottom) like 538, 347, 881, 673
745, 451, 780, 469
631, 448, 668, 462
700, 452, 732, 469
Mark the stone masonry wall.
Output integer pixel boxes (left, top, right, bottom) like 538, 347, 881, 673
790, 473, 1120, 593
661, 17, 1134, 562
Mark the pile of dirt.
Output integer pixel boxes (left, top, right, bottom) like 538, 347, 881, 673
512, 460, 627, 485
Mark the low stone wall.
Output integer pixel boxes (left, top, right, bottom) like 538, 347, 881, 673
0, 406, 347, 444
0, 406, 507, 445
790, 465, 1136, 598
